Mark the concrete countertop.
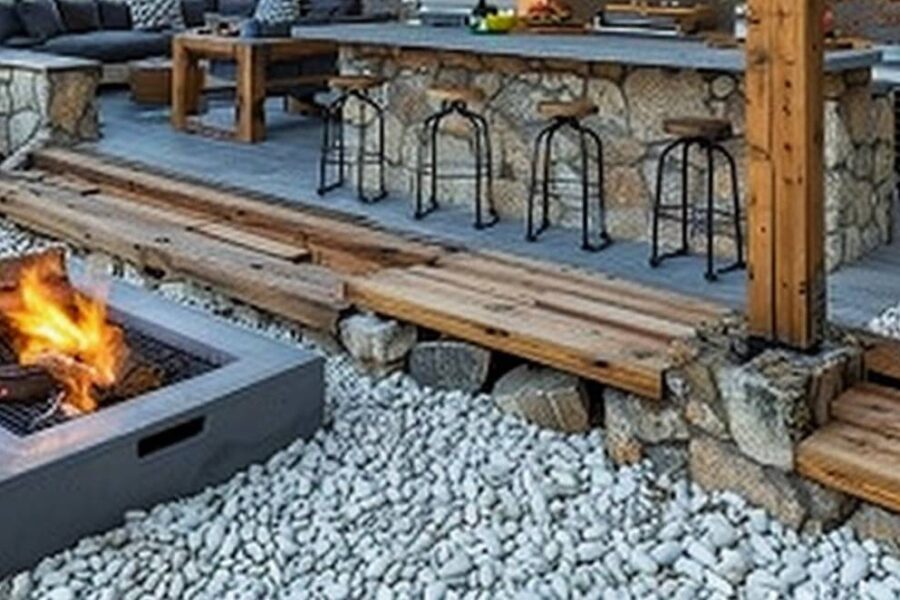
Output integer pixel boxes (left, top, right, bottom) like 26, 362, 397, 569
291, 23, 881, 74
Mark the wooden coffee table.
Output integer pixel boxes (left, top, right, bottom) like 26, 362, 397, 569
170, 33, 336, 143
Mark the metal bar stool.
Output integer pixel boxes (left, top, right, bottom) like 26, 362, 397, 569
317, 75, 387, 204
415, 86, 498, 229
650, 116, 745, 281
526, 99, 611, 252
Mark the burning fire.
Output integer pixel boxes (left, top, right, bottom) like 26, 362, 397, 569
4, 257, 127, 412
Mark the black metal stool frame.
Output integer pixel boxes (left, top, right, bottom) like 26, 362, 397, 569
415, 99, 499, 230
318, 88, 387, 204
526, 116, 611, 252
650, 136, 745, 281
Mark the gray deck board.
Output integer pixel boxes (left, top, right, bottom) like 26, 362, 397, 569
87, 91, 898, 329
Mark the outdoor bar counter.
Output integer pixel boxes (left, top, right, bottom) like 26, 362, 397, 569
292, 23, 892, 269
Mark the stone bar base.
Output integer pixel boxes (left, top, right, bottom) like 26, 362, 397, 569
0, 51, 101, 162
337, 45, 894, 270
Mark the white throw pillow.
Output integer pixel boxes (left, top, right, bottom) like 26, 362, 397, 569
127, 0, 185, 30
254, 0, 300, 24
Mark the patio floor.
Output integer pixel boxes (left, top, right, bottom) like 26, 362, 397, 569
87, 90, 900, 328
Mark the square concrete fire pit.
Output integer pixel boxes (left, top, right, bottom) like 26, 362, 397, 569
0, 268, 324, 576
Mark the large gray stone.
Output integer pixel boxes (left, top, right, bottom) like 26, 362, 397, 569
408, 340, 492, 393
605, 388, 688, 460
716, 350, 813, 471
493, 365, 591, 433
339, 313, 417, 366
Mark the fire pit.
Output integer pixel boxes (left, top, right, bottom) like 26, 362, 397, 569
0, 250, 323, 576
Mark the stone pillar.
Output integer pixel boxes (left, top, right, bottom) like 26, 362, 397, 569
0, 51, 101, 161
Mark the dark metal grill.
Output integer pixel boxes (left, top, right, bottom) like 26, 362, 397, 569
0, 327, 218, 437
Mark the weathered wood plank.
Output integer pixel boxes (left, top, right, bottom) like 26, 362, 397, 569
32, 148, 444, 274
346, 268, 672, 399
439, 251, 728, 326
0, 176, 346, 330
832, 383, 900, 438
797, 422, 900, 513
865, 342, 900, 387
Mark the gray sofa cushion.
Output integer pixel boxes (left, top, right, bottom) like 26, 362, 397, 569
98, 0, 132, 28
218, 0, 256, 17
16, 0, 66, 41
38, 29, 171, 61
182, 0, 206, 26
57, 0, 103, 33
0, 4, 25, 43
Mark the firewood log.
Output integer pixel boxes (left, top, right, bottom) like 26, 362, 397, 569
0, 364, 58, 404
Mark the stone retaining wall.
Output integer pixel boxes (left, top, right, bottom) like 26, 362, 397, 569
0, 51, 100, 162
338, 45, 894, 270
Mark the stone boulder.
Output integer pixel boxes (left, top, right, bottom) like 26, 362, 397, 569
604, 389, 689, 466
407, 340, 492, 393
339, 313, 417, 367
848, 504, 900, 551
493, 365, 591, 433
716, 350, 813, 471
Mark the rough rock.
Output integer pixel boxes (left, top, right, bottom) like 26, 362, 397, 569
339, 313, 417, 366
849, 504, 900, 551
407, 340, 492, 393
604, 388, 688, 466
493, 364, 591, 433
716, 350, 813, 470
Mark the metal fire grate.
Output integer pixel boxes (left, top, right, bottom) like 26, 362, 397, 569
0, 326, 218, 437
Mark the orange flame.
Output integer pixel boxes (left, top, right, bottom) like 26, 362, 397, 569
5, 260, 126, 412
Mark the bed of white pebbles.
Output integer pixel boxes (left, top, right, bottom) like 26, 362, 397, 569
0, 219, 898, 600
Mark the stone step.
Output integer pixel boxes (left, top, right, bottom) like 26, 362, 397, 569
797, 383, 900, 513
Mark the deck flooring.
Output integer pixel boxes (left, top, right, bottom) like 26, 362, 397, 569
88, 91, 899, 327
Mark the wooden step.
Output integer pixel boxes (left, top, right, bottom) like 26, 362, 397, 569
865, 342, 900, 388
797, 383, 900, 513
0, 174, 347, 331
346, 257, 720, 399
32, 147, 444, 275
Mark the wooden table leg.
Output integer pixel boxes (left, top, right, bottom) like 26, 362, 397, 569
235, 44, 267, 143
171, 41, 202, 131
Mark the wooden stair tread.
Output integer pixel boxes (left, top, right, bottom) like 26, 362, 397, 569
347, 266, 682, 399
439, 251, 728, 327
865, 342, 900, 387
32, 147, 444, 275
0, 175, 346, 330
832, 383, 900, 438
797, 421, 900, 512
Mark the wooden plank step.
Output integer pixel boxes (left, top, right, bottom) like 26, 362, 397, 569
797, 421, 900, 513
831, 383, 900, 440
0, 175, 347, 331
438, 251, 728, 328
346, 267, 675, 399
32, 147, 445, 274
865, 342, 900, 388
404, 263, 697, 342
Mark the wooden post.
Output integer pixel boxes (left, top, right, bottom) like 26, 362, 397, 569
170, 38, 203, 131
745, 0, 826, 350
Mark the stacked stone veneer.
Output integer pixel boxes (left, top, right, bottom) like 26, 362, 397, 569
606, 315, 900, 545
0, 51, 100, 161
338, 45, 894, 270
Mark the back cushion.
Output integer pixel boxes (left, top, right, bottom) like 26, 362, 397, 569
0, 4, 25, 42
181, 0, 205, 26
57, 0, 102, 32
98, 0, 132, 28
16, 0, 66, 40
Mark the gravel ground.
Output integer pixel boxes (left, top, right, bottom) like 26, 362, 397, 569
869, 303, 900, 341
0, 219, 898, 600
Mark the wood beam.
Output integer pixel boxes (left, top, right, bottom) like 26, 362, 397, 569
746, 0, 827, 349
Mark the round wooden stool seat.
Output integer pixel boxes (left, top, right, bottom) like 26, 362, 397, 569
663, 117, 732, 141
328, 75, 385, 91
426, 86, 486, 105
537, 98, 598, 120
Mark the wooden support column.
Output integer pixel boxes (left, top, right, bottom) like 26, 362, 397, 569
745, 0, 826, 350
